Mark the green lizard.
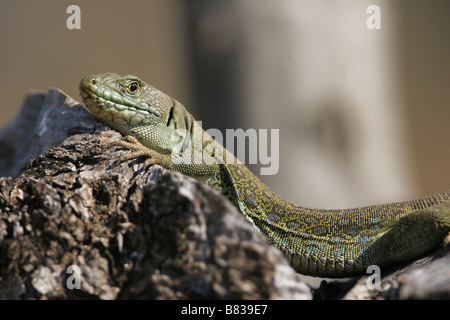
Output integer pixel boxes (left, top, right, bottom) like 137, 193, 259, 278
79, 72, 450, 278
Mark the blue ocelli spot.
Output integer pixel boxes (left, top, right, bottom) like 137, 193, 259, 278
244, 196, 257, 206
360, 236, 372, 244
331, 237, 344, 243
287, 222, 300, 229
268, 213, 280, 222
346, 226, 358, 235
300, 232, 312, 239
280, 238, 290, 248
305, 218, 318, 225
307, 247, 318, 254
313, 226, 327, 235
368, 217, 380, 225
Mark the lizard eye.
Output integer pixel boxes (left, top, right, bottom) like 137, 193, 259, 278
127, 82, 140, 93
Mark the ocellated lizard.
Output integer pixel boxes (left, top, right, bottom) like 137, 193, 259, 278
79, 73, 450, 277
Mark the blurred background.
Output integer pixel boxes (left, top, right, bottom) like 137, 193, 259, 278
0, 0, 448, 209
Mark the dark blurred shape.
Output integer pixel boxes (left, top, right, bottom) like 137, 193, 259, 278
182, 0, 244, 132
396, 0, 450, 195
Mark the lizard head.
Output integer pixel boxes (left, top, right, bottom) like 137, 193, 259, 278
79, 73, 174, 135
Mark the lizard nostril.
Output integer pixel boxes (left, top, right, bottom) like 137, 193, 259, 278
91, 79, 96, 85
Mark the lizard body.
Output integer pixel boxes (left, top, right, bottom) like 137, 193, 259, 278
80, 73, 450, 277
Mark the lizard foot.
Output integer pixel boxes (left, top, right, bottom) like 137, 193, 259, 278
111, 135, 167, 169
444, 231, 450, 248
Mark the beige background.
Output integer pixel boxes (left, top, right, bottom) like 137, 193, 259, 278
0, 0, 449, 205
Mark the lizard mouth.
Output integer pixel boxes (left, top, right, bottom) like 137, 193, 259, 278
80, 76, 124, 113
79, 85, 92, 102
79, 76, 99, 107
79, 76, 123, 125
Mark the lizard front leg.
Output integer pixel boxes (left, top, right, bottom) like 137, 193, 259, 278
112, 135, 174, 169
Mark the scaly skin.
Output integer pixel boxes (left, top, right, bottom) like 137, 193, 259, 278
80, 73, 450, 277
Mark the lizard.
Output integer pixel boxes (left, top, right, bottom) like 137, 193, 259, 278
79, 72, 450, 278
